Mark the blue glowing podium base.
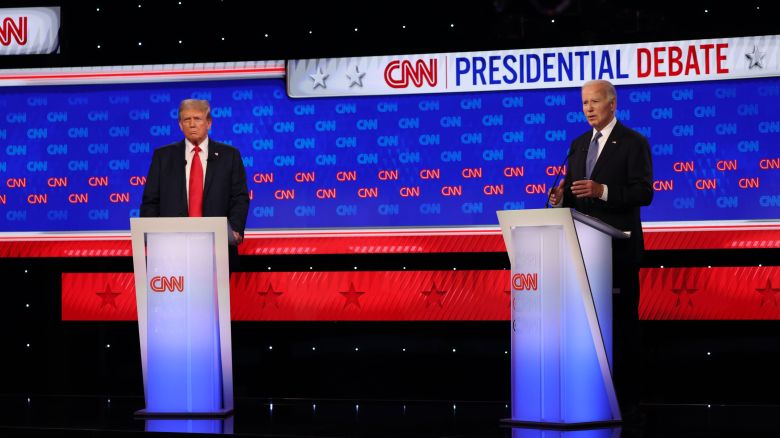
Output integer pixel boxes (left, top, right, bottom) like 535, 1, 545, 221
497, 208, 628, 427
131, 217, 234, 417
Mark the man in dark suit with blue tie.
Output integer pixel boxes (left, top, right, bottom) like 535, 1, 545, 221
140, 99, 250, 268
549, 80, 653, 420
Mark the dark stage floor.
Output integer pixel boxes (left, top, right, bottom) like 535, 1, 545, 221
1, 395, 780, 437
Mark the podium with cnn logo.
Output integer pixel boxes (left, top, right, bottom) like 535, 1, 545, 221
497, 208, 628, 428
130, 217, 234, 417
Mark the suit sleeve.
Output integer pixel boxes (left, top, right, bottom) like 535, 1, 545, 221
140, 149, 161, 217
605, 134, 654, 208
561, 142, 578, 208
228, 148, 250, 235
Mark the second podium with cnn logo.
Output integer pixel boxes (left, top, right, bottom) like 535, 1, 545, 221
497, 208, 628, 427
130, 217, 235, 417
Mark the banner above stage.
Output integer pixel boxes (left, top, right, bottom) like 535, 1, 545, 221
287, 35, 779, 97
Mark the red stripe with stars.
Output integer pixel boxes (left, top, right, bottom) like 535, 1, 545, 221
62, 267, 780, 321
62, 270, 512, 321
639, 266, 780, 320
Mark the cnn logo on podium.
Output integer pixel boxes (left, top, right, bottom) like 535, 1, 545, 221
150, 276, 184, 292
512, 273, 538, 291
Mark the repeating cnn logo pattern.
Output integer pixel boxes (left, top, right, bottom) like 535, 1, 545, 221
0, 78, 777, 233
512, 273, 538, 291
150, 276, 184, 292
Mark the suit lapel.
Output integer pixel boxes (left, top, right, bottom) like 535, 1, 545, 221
571, 135, 590, 180
590, 122, 623, 179
203, 142, 220, 198
174, 141, 187, 209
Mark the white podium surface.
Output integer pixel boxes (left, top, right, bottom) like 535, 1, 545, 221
130, 217, 234, 416
498, 208, 627, 426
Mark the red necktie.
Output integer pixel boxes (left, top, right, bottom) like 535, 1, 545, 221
188, 145, 204, 217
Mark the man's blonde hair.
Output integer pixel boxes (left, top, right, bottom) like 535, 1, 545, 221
178, 99, 211, 121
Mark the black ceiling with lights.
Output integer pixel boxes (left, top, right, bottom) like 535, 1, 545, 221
0, 0, 777, 68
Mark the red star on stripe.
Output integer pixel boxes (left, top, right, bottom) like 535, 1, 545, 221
339, 282, 365, 309
755, 278, 780, 307
421, 282, 447, 308
258, 283, 284, 309
671, 274, 698, 307
96, 283, 121, 309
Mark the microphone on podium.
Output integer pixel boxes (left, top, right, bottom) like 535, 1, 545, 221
544, 145, 579, 208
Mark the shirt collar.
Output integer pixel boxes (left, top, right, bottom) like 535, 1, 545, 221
593, 117, 618, 141
186, 137, 209, 155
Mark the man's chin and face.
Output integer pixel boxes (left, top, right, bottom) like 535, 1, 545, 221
582, 85, 615, 131
178, 109, 212, 145
584, 106, 612, 131
184, 131, 206, 145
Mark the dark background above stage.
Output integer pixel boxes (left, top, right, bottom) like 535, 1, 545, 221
0, 0, 778, 68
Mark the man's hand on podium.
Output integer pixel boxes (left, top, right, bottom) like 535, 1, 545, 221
232, 230, 243, 245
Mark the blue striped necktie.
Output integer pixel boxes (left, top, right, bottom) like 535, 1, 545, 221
585, 131, 602, 179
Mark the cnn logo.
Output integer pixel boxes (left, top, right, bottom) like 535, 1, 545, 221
384, 59, 437, 89
512, 273, 538, 291
0, 16, 27, 46
150, 276, 184, 292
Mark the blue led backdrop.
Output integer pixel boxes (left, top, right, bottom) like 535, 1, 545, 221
0, 77, 777, 231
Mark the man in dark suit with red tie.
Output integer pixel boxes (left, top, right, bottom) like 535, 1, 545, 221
140, 99, 250, 268
548, 80, 653, 420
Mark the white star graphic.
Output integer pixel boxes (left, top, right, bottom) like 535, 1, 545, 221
346, 64, 366, 88
745, 46, 766, 69
309, 67, 329, 89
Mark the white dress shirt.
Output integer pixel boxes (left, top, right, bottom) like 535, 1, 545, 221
184, 137, 208, 203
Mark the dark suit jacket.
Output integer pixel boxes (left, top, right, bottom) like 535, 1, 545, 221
562, 121, 653, 264
140, 140, 250, 236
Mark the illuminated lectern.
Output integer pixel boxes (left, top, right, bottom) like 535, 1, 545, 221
130, 217, 234, 417
497, 208, 627, 427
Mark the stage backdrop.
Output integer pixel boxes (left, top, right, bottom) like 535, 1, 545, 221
0, 37, 778, 232
0, 37, 777, 321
